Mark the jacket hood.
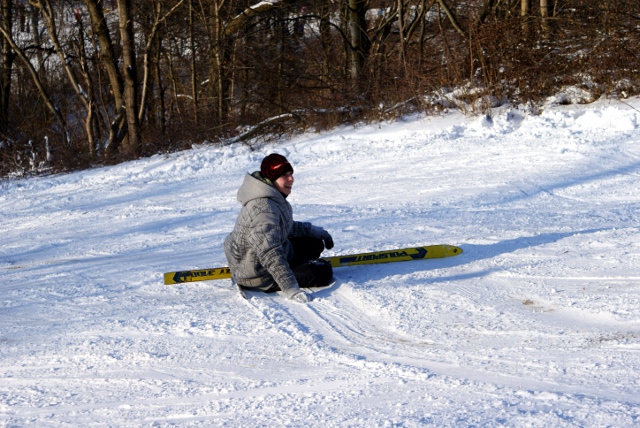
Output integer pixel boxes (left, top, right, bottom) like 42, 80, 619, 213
237, 172, 284, 206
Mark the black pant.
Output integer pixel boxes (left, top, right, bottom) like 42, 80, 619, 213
288, 237, 325, 268
262, 237, 333, 292
289, 237, 333, 288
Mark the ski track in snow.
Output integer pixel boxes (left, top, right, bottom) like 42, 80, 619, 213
1, 98, 640, 426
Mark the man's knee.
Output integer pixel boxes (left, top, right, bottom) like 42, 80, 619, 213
293, 259, 333, 288
309, 259, 333, 287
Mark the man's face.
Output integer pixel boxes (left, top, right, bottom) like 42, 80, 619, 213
274, 172, 294, 196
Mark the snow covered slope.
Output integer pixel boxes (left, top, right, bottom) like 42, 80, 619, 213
1, 98, 639, 426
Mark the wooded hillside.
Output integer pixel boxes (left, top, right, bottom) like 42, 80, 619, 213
1, 0, 638, 176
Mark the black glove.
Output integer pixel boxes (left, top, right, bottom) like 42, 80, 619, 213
319, 229, 334, 250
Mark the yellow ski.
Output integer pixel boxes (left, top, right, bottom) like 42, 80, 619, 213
164, 244, 462, 285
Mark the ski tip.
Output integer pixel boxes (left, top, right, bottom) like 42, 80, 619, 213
444, 245, 463, 256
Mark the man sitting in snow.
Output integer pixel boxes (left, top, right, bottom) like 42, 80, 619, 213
224, 153, 334, 303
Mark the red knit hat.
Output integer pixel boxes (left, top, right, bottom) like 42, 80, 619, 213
260, 153, 294, 181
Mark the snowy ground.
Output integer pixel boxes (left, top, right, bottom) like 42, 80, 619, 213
1, 97, 639, 427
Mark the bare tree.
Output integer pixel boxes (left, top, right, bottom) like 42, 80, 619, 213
137, 0, 185, 125
188, 0, 198, 126
0, 0, 14, 132
117, 0, 140, 155
540, 0, 550, 37
29, 0, 102, 157
0, 5, 70, 143
2, 0, 640, 177
82, 0, 126, 157
346, 0, 369, 81
437, 0, 465, 37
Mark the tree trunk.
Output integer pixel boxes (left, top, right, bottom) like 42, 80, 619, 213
347, 0, 369, 81
0, 0, 14, 132
32, 0, 101, 157
210, 1, 225, 122
396, 0, 407, 64
540, 0, 550, 37
540, 0, 549, 18
521, 0, 530, 33
75, 10, 101, 157
154, 49, 166, 134
117, 0, 141, 155
437, 0, 465, 37
24, 3, 46, 83
138, 0, 184, 124
189, 0, 198, 125
83, 0, 126, 157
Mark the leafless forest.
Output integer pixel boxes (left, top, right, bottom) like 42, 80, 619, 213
1, 0, 639, 176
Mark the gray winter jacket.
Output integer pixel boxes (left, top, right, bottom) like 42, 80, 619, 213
223, 172, 321, 297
